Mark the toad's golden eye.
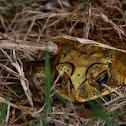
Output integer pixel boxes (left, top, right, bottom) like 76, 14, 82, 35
95, 72, 109, 87
86, 63, 111, 83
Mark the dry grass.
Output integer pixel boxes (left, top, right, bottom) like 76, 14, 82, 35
0, 0, 126, 125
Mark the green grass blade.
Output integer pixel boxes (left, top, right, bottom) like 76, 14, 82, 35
88, 100, 118, 126
82, 0, 86, 11
19, 113, 32, 126
43, 42, 51, 125
54, 92, 67, 104
0, 91, 11, 125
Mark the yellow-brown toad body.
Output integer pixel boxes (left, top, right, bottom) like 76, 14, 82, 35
33, 40, 126, 102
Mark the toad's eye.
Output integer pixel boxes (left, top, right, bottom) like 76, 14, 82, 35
95, 73, 109, 85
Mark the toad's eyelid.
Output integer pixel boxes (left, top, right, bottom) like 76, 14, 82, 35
95, 70, 108, 80
57, 62, 75, 76
85, 63, 110, 76
75, 63, 110, 91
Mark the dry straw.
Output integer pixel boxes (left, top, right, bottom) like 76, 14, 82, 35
0, 0, 125, 125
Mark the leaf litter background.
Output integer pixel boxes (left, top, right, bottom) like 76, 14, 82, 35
0, 0, 126, 125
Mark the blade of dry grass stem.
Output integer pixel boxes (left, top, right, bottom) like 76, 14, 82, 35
62, 35, 126, 53
95, 12, 126, 37
0, 63, 26, 80
108, 101, 126, 112
24, 18, 36, 41
0, 80, 20, 98
84, 4, 92, 39
53, 66, 66, 86
0, 96, 38, 117
102, 84, 124, 97
103, 95, 125, 107
52, 119, 75, 126
1, 49, 33, 108
6, 103, 10, 125
0, 40, 58, 54
34, 104, 45, 114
